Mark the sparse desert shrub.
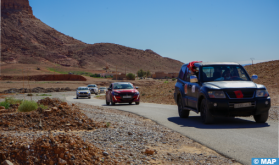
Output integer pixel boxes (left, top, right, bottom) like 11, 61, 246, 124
39, 94, 52, 96
142, 93, 146, 96
27, 93, 33, 96
38, 104, 48, 110
172, 78, 176, 81
106, 122, 111, 128
5, 97, 22, 104
126, 73, 135, 80
90, 74, 101, 78
164, 81, 168, 83
18, 100, 38, 112
0, 101, 10, 109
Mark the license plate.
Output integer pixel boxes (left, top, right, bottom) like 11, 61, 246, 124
123, 95, 132, 98
234, 102, 252, 108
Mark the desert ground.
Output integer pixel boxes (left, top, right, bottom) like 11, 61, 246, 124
0, 61, 278, 165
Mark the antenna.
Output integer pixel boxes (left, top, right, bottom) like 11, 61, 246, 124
250, 58, 255, 65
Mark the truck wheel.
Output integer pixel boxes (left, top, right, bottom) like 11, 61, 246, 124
177, 96, 189, 118
95, 93, 98, 95
253, 112, 269, 123
135, 102, 140, 105
200, 99, 214, 124
76, 96, 78, 99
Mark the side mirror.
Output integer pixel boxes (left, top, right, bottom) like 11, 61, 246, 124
190, 75, 198, 83
135, 87, 139, 89
108, 88, 112, 91
251, 74, 258, 80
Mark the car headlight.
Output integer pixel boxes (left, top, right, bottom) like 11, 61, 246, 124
112, 92, 119, 95
135, 92, 139, 95
256, 90, 269, 97
208, 91, 226, 98
78, 92, 80, 94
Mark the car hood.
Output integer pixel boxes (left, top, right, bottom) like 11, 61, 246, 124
113, 89, 138, 93
77, 90, 90, 92
203, 81, 257, 89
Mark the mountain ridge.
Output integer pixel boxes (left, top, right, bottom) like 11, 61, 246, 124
1, 0, 183, 73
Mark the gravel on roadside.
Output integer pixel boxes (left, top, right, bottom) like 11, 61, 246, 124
0, 92, 242, 164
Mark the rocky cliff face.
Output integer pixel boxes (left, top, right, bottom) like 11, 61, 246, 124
1, 0, 33, 15
1, 0, 183, 73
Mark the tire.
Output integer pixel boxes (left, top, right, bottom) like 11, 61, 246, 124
95, 93, 98, 95
111, 96, 115, 105
135, 102, 140, 105
200, 99, 214, 124
106, 99, 110, 105
129, 102, 132, 105
88, 96, 91, 99
76, 96, 78, 99
253, 112, 269, 123
177, 96, 189, 118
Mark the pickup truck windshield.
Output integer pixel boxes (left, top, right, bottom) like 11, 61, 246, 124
201, 65, 250, 82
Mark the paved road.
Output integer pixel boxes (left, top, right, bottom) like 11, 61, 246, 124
67, 96, 278, 165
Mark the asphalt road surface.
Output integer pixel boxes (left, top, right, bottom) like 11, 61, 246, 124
67, 96, 278, 165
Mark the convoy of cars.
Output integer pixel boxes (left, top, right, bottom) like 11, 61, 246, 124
75, 61, 270, 124
174, 62, 270, 124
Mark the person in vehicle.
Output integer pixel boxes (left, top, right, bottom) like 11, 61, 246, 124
213, 67, 222, 80
222, 68, 231, 79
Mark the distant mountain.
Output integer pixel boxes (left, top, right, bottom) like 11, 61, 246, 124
1, 0, 183, 73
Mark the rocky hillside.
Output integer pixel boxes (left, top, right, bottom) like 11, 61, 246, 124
1, 0, 183, 73
244, 60, 279, 106
244, 60, 279, 89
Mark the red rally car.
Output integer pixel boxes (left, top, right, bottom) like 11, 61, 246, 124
106, 82, 140, 105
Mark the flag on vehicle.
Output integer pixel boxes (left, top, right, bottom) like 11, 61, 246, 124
234, 90, 243, 98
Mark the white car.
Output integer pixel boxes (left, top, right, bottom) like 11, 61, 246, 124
88, 84, 98, 95
76, 87, 91, 99
98, 87, 107, 94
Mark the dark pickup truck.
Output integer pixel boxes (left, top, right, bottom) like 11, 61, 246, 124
174, 62, 271, 124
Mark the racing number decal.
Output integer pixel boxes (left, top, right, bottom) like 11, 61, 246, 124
184, 84, 188, 94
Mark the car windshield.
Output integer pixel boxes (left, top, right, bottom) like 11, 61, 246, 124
113, 83, 134, 89
78, 87, 88, 90
88, 85, 96, 87
201, 65, 250, 82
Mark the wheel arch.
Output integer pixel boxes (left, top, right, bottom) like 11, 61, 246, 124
197, 94, 206, 112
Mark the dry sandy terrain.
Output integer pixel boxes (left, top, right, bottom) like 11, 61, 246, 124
0, 95, 241, 165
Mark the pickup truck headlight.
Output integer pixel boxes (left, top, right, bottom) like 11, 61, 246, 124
256, 90, 269, 97
208, 91, 226, 98
135, 91, 139, 95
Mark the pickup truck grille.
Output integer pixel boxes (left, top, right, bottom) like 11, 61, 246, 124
225, 89, 255, 99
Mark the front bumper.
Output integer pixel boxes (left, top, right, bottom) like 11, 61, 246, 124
207, 97, 271, 117
77, 93, 90, 97
112, 94, 140, 103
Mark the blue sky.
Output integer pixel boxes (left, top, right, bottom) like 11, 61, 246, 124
29, 0, 279, 64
